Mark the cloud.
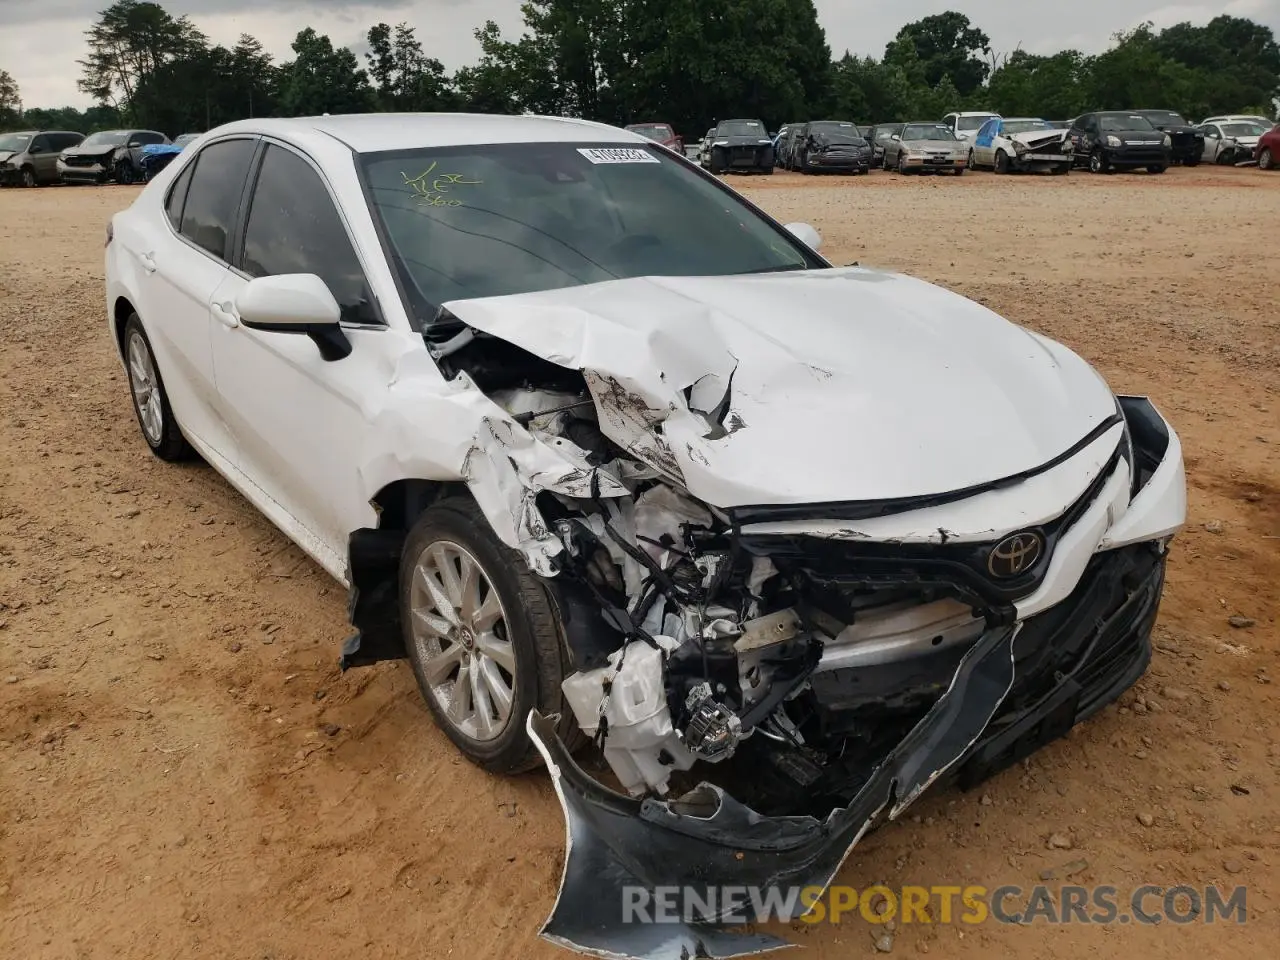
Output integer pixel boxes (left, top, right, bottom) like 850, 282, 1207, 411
3, 0, 1278, 109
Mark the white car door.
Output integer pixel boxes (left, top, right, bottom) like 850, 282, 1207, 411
209, 141, 394, 571
1201, 125, 1221, 162
129, 137, 258, 462
972, 119, 999, 166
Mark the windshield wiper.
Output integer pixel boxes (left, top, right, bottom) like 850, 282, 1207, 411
740, 263, 809, 275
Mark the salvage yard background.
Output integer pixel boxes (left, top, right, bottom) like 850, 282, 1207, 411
1, 166, 1277, 958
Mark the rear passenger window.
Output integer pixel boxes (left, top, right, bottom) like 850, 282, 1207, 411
178, 139, 256, 260
136, 132, 166, 146
241, 144, 377, 325
166, 162, 195, 230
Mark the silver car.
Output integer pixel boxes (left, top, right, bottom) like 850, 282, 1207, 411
1199, 120, 1270, 165
882, 122, 969, 175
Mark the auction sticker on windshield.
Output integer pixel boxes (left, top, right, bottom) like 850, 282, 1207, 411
578, 147, 660, 164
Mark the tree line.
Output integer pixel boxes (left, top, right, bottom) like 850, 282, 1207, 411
1, 0, 1277, 138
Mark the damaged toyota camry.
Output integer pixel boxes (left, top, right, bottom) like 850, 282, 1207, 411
105, 114, 1186, 960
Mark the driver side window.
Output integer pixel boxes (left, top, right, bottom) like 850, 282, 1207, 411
240, 144, 378, 326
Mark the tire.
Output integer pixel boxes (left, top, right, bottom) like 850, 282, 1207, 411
1147, 165, 1167, 174
1215, 151, 1233, 166
115, 162, 137, 185
122, 314, 192, 462
994, 150, 1011, 174
1089, 149, 1110, 174
968, 149, 975, 169
897, 154, 909, 175
20, 166, 38, 188
952, 166, 964, 176
763, 166, 774, 175
1260, 148, 1274, 171
400, 497, 582, 774
709, 150, 725, 175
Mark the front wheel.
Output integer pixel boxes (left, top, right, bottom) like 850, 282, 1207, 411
1089, 149, 1110, 174
20, 166, 37, 188
708, 150, 725, 175
115, 162, 137, 185
400, 498, 581, 774
994, 150, 1011, 174
1147, 164, 1167, 174
1260, 148, 1275, 170
123, 314, 191, 461
897, 154, 909, 175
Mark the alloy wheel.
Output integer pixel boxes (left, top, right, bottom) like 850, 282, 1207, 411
21, 168, 36, 188
408, 540, 517, 743
127, 330, 164, 446
1261, 149, 1274, 171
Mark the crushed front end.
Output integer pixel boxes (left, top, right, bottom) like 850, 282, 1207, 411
413, 274, 1186, 960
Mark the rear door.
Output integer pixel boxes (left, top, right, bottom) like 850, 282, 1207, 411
130, 137, 258, 462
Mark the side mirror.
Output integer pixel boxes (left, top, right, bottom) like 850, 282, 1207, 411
29, 144, 44, 154
890, 134, 901, 141
236, 274, 352, 361
784, 222, 822, 252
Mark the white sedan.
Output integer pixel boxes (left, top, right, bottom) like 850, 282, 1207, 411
970, 117, 1074, 174
106, 114, 1185, 960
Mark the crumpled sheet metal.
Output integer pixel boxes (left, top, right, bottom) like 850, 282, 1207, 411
526, 623, 1020, 960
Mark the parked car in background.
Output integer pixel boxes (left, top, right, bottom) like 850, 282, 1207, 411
1131, 110, 1202, 166
1069, 113, 1171, 174
696, 127, 715, 165
942, 111, 1001, 143
59, 129, 169, 184
1200, 114, 1275, 129
624, 122, 683, 155
139, 133, 202, 180
0, 130, 84, 186
970, 117, 1072, 174
793, 120, 872, 174
1044, 120, 1071, 129
703, 118, 774, 174
857, 125, 872, 138
865, 123, 904, 166
1198, 120, 1269, 165
1256, 123, 1280, 170
779, 124, 806, 169
883, 122, 968, 174
772, 123, 796, 165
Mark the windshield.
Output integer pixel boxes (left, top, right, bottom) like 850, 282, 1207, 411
1140, 111, 1187, 126
0, 133, 32, 152
82, 131, 128, 147
808, 121, 865, 144
956, 115, 995, 131
361, 142, 821, 315
903, 124, 955, 141
1002, 120, 1053, 135
716, 120, 766, 137
1221, 122, 1268, 137
1099, 114, 1156, 132
627, 124, 674, 142
175, 133, 200, 147
874, 125, 902, 141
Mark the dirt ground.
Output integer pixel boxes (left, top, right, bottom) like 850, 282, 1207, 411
1, 165, 1276, 960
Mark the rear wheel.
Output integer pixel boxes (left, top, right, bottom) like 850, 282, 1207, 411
122, 314, 192, 461
400, 498, 582, 774
1260, 148, 1274, 170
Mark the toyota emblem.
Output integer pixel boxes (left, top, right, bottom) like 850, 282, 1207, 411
987, 532, 1044, 578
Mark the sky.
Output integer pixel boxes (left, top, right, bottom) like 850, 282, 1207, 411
2, 0, 1279, 109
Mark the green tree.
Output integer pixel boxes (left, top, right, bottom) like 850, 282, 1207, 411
1086, 24, 1198, 115
0, 69, 20, 127
229, 34, 278, 119
886, 12, 991, 98
366, 22, 455, 112
77, 0, 207, 118
277, 28, 375, 116
987, 49, 1090, 119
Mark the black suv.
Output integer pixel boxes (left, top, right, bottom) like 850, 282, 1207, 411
1131, 110, 1202, 165
703, 119, 774, 174
793, 120, 872, 174
1068, 112, 1171, 174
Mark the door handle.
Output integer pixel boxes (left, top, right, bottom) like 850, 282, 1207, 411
211, 300, 240, 329
139, 251, 156, 273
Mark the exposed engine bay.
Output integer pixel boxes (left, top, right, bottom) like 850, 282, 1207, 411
428, 309, 1001, 816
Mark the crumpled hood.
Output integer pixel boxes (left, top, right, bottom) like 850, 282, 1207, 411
442, 268, 1116, 507
0, 151, 15, 163
1009, 130, 1069, 147
64, 144, 116, 158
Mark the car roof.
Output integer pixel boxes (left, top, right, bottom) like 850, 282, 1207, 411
1001, 117, 1047, 123
949, 111, 1000, 117
206, 113, 645, 154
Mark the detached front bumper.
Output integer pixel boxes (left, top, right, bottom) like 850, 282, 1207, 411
58, 158, 108, 182
1011, 150, 1073, 170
